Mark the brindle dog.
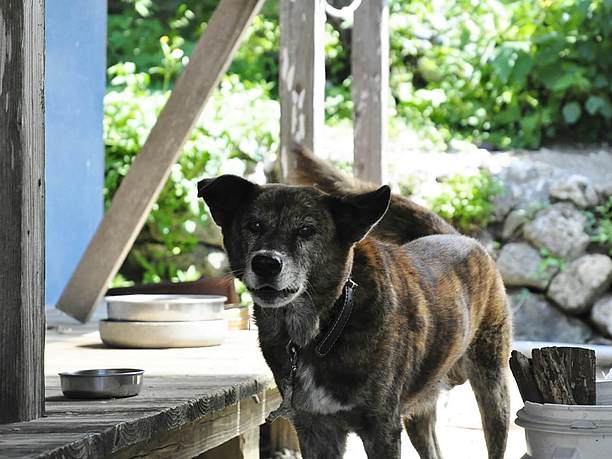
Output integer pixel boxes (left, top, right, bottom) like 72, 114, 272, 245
198, 151, 511, 459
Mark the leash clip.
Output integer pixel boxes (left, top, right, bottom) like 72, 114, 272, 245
286, 339, 299, 372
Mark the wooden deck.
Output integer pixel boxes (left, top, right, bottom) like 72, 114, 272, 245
0, 315, 278, 459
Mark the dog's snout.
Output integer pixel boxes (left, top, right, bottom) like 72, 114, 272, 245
252, 253, 283, 278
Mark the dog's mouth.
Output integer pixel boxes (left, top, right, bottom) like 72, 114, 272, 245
250, 285, 300, 306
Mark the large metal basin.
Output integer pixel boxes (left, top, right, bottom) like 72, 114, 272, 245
105, 294, 226, 322
99, 318, 228, 348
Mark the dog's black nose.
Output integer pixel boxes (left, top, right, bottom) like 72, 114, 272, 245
252, 254, 283, 278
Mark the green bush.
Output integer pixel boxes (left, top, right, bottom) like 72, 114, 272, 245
429, 171, 503, 233
105, 63, 279, 283
389, 0, 612, 148
108, 0, 611, 149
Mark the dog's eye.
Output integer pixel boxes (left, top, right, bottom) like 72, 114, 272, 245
247, 220, 263, 233
297, 225, 316, 238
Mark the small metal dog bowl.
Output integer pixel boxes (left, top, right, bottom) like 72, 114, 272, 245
59, 369, 144, 399
105, 294, 226, 322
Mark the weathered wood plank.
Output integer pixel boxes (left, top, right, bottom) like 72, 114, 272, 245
0, 0, 46, 423
56, 0, 265, 322
352, 0, 389, 184
1, 378, 278, 459
279, 0, 326, 181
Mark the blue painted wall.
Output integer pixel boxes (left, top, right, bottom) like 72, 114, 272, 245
45, 2, 107, 307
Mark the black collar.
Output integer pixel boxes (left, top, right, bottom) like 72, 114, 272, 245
287, 278, 358, 359
315, 278, 357, 357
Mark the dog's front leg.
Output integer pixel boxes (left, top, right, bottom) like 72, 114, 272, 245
358, 415, 403, 459
292, 412, 348, 459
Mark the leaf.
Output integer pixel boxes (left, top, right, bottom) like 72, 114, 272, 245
491, 47, 516, 84
562, 102, 582, 124
585, 96, 605, 115
510, 52, 533, 86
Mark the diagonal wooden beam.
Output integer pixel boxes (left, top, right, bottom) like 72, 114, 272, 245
57, 0, 265, 322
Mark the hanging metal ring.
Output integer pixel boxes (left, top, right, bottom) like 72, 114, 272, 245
324, 0, 363, 20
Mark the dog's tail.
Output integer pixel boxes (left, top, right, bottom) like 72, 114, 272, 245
287, 144, 458, 244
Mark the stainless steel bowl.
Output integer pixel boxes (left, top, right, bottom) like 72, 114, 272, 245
105, 294, 226, 322
59, 369, 144, 399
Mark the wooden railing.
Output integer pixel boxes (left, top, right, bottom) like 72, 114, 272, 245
280, 0, 389, 184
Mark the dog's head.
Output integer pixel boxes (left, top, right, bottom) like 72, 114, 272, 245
198, 175, 390, 308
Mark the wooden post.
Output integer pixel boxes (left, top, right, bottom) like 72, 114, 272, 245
56, 0, 265, 322
0, 0, 46, 423
199, 428, 260, 459
352, 0, 389, 184
279, 0, 326, 181
268, 417, 300, 452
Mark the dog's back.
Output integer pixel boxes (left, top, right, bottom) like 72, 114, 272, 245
286, 144, 458, 243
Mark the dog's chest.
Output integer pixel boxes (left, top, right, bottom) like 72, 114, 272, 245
292, 362, 354, 415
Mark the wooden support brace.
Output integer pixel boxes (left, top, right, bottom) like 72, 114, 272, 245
279, 0, 326, 181
0, 0, 46, 423
352, 0, 389, 184
199, 428, 259, 459
57, 0, 265, 322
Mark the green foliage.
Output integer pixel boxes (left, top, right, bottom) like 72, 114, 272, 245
108, 0, 280, 88
104, 62, 279, 282
108, 0, 611, 149
389, 0, 612, 148
429, 171, 503, 233
591, 197, 612, 254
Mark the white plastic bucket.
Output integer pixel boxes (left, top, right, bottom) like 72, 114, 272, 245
516, 381, 612, 459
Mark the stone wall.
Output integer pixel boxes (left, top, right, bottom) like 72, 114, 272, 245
485, 161, 612, 343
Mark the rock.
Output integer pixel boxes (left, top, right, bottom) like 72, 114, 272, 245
502, 209, 529, 240
475, 230, 499, 258
497, 243, 557, 290
547, 254, 612, 314
591, 295, 612, 338
549, 174, 599, 208
523, 203, 590, 259
598, 183, 612, 200
509, 289, 593, 343
492, 160, 560, 221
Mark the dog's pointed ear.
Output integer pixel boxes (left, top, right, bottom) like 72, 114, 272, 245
328, 185, 391, 242
197, 175, 258, 227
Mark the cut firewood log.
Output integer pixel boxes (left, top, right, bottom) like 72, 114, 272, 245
510, 347, 596, 405
509, 350, 543, 403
